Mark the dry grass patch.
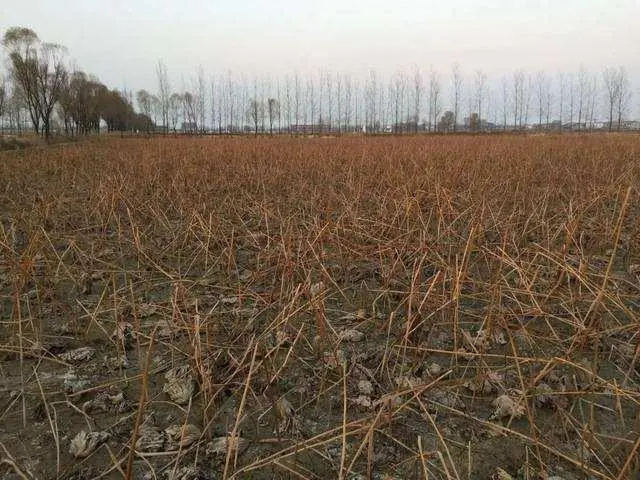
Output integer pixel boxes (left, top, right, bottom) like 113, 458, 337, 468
1, 134, 639, 479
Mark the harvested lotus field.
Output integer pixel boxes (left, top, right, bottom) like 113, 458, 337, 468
1, 134, 639, 480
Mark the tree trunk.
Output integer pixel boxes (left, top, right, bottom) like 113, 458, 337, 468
43, 118, 51, 141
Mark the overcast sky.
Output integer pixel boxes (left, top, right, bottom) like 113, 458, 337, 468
2, 0, 639, 93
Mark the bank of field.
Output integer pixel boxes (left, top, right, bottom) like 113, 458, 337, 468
1, 134, 639, 480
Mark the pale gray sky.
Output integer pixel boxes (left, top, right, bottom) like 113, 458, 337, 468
2, 0, 638, 93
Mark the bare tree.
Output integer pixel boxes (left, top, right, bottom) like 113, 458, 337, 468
152, 95, 162, 127
535, 71, 548, 128
276, 77, 282, 133
501, 76, 509, 130
168, 92, 182, 132
306, 75, 316, 131
284, 74, 292, 133
343, 74, 352, 132
30, 43, 67, 139
196, 66, 206, 133
486, 84, 497, 128
365, 70, 378, 132
259, 77, 267, 133
58, 71, 103, 135
294, 72, 301, 131
225, 71, 235, 132
523, 74, 533, 127
317, 70, 324, 128
2, 81, 22, 133
535, 70, 553, 129
0, 76, 6, 127
412, 66, 423, 133
568, 72, 575, 129
557, 72, 565, 131
585, 74, 598, 130
156, 60, 170, 133
3, 27, 41, 133
182, 91, 197, 132
326, 71, 333, 131
391, 72, 406, 133
216, 76, 226, 134
604, 67, 620, 131
136, 89, 154, 125
451, 63, 463, 132
404, 72, 412, 132
511, 70, 532, 129
267, 98, 279, 134
354, 78, 361, 131
3, 27, 68, 139
615, 67, 631, 131
512, 70, 525, 129
576, 66, 589, 130
474, 69, 487, 130
378, 77, 387, 132
544, 75, 554, 128
209, 76, 216, 133
331, 73, 340, 133
428, 68, 441, 132
247, 98, 264, 134
604, 66, 631, 131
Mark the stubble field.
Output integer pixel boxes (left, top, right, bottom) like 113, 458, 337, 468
1, 134, 639, 480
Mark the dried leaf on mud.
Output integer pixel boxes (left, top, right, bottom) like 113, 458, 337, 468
111, 321, 135, 346
220, 295, 239, 305
493, 328, 508, 345
136, 415, 165, 452
60, 346, 96, 363
339, 329, 364, 342
339, 309, 367, 321
358, 379, 374, 395
465, 371, 503, 394
394, 375, 421, 389
427, 362, 443, 376
82, 389, 125, 413
136, 302, 160, 317
491, 394, 525, 420
275, 396, 299, 434
162, 466, 214, 480
533, 382, 568, 410
351, 395, 373, 409
155, 318, 175, 338
206, 435, 248, 456
62, 370, 92, 394
163, 366, 196, 404
309, 281, 325, 297
275, 329, 291, 346
69, 430, 110, 458
461, 328, 491, 351
492, 467, 515, 480
323, 349, 346, 370
464, 379, 494, 394
165, 424, 201, 450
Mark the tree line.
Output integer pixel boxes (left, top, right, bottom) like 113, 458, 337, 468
0, 27, 152, 139
0, 25, 635, 139
147, 64, 633, 135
